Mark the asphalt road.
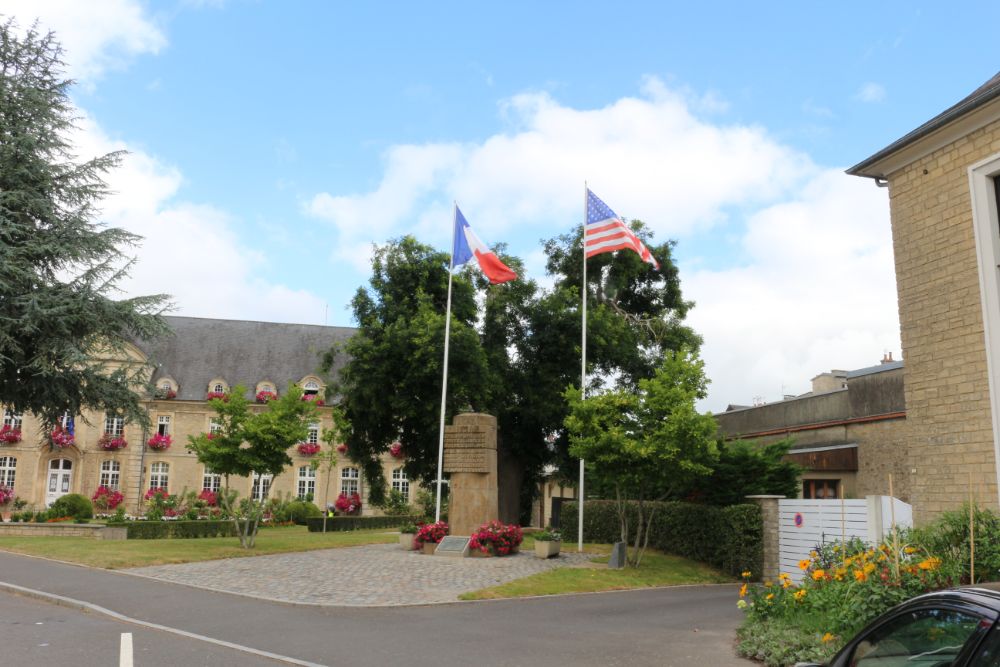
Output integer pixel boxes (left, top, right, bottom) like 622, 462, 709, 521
0, 551, 753, 666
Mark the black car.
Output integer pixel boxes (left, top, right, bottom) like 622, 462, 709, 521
798, 585, 1000, 666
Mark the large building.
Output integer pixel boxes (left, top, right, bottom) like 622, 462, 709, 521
847, 72, 1000, 521
716, 356, 907, 501
0, 316, 415, 515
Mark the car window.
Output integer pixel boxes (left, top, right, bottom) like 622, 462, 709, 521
971, 621, 1000, 666
848, 608, 984, 666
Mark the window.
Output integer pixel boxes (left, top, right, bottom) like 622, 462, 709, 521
341, 467, 359, 496
803, 479, 839, 499
99, 460, 120, 490
3, 410, 22, 430
848, 608, 985, 666
391, 468, 409, 498
104, 414, 125, 437
214, 383, 224, 393
157, 415, 171, 436
161, 382, 172, 393
149, 462, 169, 490
251, 472, 273, 501
303, 380, 320, 396
0, 456, 15, 487
297, 466, 315, 500
307, 423, 320, 445
209, 419, 222, 435
203, 468, 221, 493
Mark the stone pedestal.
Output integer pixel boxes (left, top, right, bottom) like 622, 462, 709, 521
445, 413, 498, 536
746, 494, 784, 582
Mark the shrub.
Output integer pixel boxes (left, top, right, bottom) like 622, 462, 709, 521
283, 500, 322, 525
910, 503, 1000, 584
123, 520, 237, 539
49, 493, 93, 521
560, 500, 762, 577
92, 486, 125, 511
399, 521, 418, 534
305, 515, 422, 532
379, 489, 413, 516
535, 528, 561, 542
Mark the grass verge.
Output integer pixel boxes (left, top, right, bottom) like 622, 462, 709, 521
0, 525, 397, 569
459, 546, 733, 600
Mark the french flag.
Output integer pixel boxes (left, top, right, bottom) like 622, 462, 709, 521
452, 207, 517, 284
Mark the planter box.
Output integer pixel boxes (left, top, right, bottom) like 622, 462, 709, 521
534, 539, 561, 559
400, 533, 416, 550
422, 541, 438, 555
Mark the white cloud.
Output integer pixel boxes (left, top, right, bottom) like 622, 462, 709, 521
684, 170, 899, 411
70, 116, 327, 324
856, 82, 887, 104
3, 0, 165, 83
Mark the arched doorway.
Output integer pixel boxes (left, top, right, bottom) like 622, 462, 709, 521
46, 458, 73, 506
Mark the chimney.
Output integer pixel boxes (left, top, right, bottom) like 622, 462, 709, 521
881, 351, 894, 364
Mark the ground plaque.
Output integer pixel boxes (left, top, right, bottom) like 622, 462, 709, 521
434, 535, 471, 557
444, 413, 499, 536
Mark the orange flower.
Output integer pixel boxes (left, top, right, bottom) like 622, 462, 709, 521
822, 633, 836, 643
854, 569, 867, 582
739, 583, 748, 598
811, 569, 826, 581
794, 589, 807, 601
798, 559, 811, 570
918, 557, 941, 571
765, 593, 775, 601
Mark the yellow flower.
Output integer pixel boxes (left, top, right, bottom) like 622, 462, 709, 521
739, 583, 748, 598
782, 579, 792, 589
904, 546, 916, 554
918, 557, 941, 571
822, 633, 836, 643
799, 559, 811, 570
811, 569, 826, 581
810, 550, 818, 558
834, 567, 847, 581
794, 589, 807, 601
741, 571, 752, 579
737, 599, 748, 609
764, 581, 773, 587
863, 562, 876, 575
766, 593, 775, 601
778, 573, 790, 581
854, 569, 867, 582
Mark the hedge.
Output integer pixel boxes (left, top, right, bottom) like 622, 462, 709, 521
305, 515, 423, 532
559, 500, 762, 577
113, 520, 238, 539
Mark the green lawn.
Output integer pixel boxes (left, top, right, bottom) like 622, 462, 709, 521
0, 525, 397, 569
459, 544, 734, 600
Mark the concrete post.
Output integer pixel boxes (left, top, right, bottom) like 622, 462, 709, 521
746, 495, 785, 582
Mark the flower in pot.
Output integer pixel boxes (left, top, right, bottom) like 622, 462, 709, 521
0, 424, 22, 444
469, 520, 524, 557
0, 485, 14, 505
147, 433, 172, 451
533, 528, 562, 559
98, 433, 128, 450
415, 521, 448, 554
49, 426, 75, 449
399, 521, 419, 550
389, 442, 404, 459
297, 442, 321, 456
255, 390, 277, 403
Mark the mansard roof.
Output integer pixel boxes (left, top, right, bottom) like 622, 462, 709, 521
136, 316, 355, 401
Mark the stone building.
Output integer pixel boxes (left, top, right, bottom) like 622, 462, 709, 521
715, 357, 907, 501
0, 316, 415, 515
847, 72, 1000, 521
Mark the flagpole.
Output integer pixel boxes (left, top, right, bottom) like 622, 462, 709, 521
434, 203, 457, 524
579, 182, 587, 553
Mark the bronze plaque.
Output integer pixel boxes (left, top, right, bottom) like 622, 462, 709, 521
443, 449, 489, 473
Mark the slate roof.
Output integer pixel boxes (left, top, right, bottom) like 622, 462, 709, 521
848, 71, 1000, 178
845, 359, 903, 379
135, 316, 356, 401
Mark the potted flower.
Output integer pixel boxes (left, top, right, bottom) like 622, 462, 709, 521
301, 394, 325, 406
147, 433, 172, 450
98, 433, 128, 450
336, 443, 348, 455
0, 424, 22, 444
415, 521, 448, 555
255, 390, 277, 403
297, 442, 321, 456
334, 492, 362, 515
49, 426, 75, 449
533, 528, 562, 559
0, 485, 14, 506
91, 486, 125, 511
399, 521, 418, 550
389, 442, 404, 459
469, 520, 523, 557
206, 391, 229, 402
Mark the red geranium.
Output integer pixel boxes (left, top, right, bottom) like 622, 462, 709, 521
389, 442, 404, 459
145, 487, 168, 501
297, 442, 321, 456
334, 492, 362, 514
198, 489, 218, 506
50, 426, 75, 448
92, 486, 125, 510
98, 433, 128, 450
469, 520, 523, 556
255, 390, 277, 403
301, 394, 325, 406
336, 443, 348, 455
206, 391, 229, 402
0, 425, 22, 444
415, 521, 449, 546
147, 433, 172, 450
0, 485, 14, 504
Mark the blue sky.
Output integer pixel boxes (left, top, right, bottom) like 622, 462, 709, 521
8, 0, 1000, 410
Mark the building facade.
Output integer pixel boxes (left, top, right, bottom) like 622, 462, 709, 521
848, 72, 1000, 521
0, 316, 415, 515
716, 357, 908, 501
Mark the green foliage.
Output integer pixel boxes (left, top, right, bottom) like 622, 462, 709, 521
560, 500, 762, 577
0, 20, 170, 429
279, 500, 322, 525
305, 515, 422, 532
121, 520, 237, 540
682, 438, 802, 505
565, 349, 718, 565
378, 489, 413, 516
736, 619, 832, 667
910, 503, 1000, 584
49, 494, 93, 521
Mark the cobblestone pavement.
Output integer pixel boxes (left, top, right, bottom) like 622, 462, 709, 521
126, 542, 594, 606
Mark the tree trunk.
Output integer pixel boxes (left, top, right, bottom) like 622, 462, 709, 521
496, 444, 524, 525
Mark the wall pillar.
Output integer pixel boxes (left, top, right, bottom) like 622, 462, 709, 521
746, 494, 785, 582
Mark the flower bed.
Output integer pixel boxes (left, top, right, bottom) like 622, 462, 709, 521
50, 426, 75, 449
92, 486, 125, 511
0, 425, 21, 444
99, 433, 128, 450
415, 520, 448, 547
147, 433, 172, 450
469, 520, 523, 556
297, 442, 321, 456
197, 489, 218, 506
255, 390, 277, 403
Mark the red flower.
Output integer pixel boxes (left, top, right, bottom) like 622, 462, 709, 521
198, 489, 218, 506
145, 487, 168, 501
415, 521, 449, 546
334, 492, 362, 514
0, 425, 22, 444
301, 394, 325, 406
91, 486, 124, 510
147, 433, 172, 450
469, 520, 523, 556
206, 391, 229, 402
255, 390, 277, 403
389, 442, 404, 459
50, 426, 75, 448
297, 442, 321, 456
336, 443, 348, 455
98, 433, 128, 450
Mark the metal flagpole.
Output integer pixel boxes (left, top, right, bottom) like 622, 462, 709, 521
579, 182, 587, 553
434, 203, 458, 524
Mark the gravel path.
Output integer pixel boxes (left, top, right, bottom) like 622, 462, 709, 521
126, 542, 593, 606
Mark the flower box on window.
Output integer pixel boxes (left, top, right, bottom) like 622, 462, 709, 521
50, 426, 75, 449
98, 433, 128, 451
301, 395, 325, 406
336, 443, 348, 455
297, 442, 321, 456
255, 390, 277, 404
389, 442, 404, 459
0, 425, 21, 444
147, 433, 172, 451
0, 485, 14, 505
206, 391, 229, 402
155, 388, 177, 400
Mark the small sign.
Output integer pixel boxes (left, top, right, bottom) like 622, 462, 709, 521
435, 536, 471, 557
794, 512, 804, 528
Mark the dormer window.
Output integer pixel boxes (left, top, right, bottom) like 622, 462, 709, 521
207, 378, 229, 401
156, 378, 178, 400
303, 381, 319, 396
214, 383, 224, 393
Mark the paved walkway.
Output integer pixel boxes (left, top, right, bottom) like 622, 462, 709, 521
127, 543, 595, 605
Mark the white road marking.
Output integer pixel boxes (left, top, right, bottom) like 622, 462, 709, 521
120, 633, 133, 667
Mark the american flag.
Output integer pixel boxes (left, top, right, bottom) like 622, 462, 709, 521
584, 189, 659, 269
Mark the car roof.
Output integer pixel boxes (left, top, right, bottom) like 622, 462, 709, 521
903, 585, 1000, 611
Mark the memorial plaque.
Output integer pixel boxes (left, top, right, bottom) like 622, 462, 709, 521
443, 427, 492, 450
443, 448, 488, 473
434, 535, 471, 557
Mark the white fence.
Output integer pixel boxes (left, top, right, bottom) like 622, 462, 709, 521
778, 496, 912, 582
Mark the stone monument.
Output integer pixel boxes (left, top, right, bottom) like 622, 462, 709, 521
443, 412, 498, 536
